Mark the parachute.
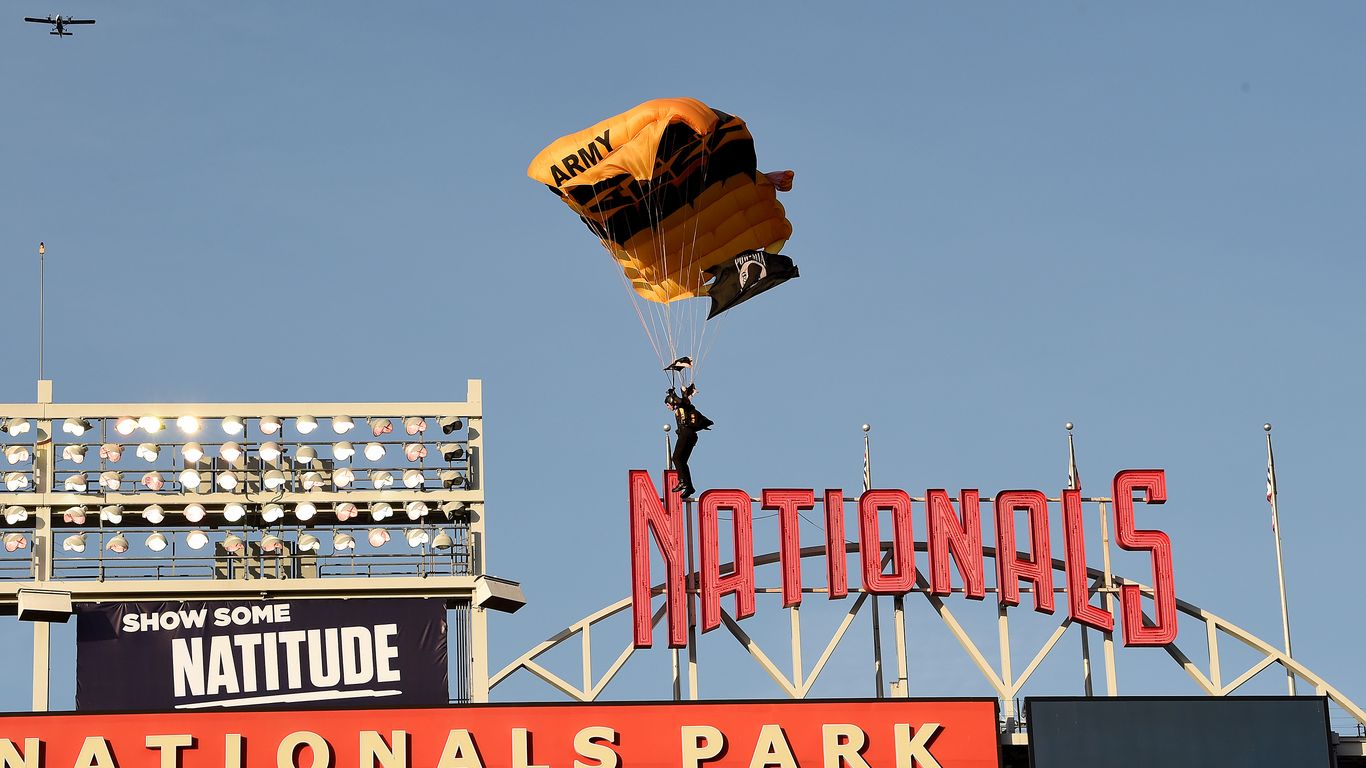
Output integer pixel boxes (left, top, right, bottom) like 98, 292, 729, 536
529, 97, 797, 385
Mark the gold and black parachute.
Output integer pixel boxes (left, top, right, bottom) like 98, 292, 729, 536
529, 98, 796, 381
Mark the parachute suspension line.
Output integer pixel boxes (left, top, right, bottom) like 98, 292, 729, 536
584, 179, 667, 370
685, 148, 715, 385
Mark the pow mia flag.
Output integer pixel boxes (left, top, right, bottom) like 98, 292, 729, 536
704, 250, 799, 319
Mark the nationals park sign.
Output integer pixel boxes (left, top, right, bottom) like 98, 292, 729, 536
629, 469, 1178, 649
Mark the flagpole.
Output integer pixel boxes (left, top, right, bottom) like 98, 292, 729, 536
1067, 422, 1094, 697
863, 424, 885, 698
38, 242, 46, 381
1264, 423, 1296, 695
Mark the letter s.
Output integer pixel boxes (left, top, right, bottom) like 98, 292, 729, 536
1114, 469, 1177, 646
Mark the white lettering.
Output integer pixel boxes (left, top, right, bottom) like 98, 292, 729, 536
822, 724, 871, 768
681, 725, 725, 768
0, 738, 39, 768
277, 731, 330, 768
73, 737, 116, 768
894, 723, 942, 768
436, 730, 484, 768
360, 731, 406, 768
213, 607, 232, 627
278, 630, 307, 689
171, 638, 205, 697
307, 628, 341, 687
374, 624, 400, 683
145, 734, 193, 768
512, 728, 548, 768
748, 724, 797, 768
233, 634, 262, 693
225, 734, 244, 768
262, 632, 280, 691
206, 636, 240, 695
573, 726, 619, 768
341, 626, 375, 685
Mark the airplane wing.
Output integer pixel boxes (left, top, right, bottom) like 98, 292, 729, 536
66, 19, 96, 24
23, 17, 52, 23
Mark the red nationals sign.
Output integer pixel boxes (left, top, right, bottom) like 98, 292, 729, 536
0, 699, 999, 767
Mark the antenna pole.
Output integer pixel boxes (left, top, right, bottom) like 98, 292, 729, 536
38, 242, 45, 381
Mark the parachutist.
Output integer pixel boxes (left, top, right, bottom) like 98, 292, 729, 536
666, 384, 712, 498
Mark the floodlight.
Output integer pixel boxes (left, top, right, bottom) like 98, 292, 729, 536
145, 531, 168, 552
440, 470, 466, 490
367, 528, 390, 547
369, 418, 393, 437
440, 443, 465, 461
185, 530, 209, 550
178, 468, 202, 489
216, 470, 239, 491
333, 441, 355, 460
4, 417, 31, 436
5, 472, 30, 491
404, 443, 428, 461
405, 500, 429, 520
404, 416, 427, 435
99, 443, 123, 462
263, 469, 286, 490
261, 534, 284, 553
432, 530, 454, 550
222, 416, 245, 435
370, 502, 393, 522
439, 500, 469, 522
224, 502, 247, 522
294, 502, 317, 521
4, 445, 30, 465
139, 416, 164, 433
297, 532, 321, 552
62, 417, 92, 436
63, 506, 87, 524
402, 469, 425, 489
332, 416, 355, 434
106, 533, 129, 554
370, 470, 394, 489
405, 528, 429, 548
364, 442, 386, 461
100, 505, 123, 524
301, 471, 325, 491
143, 505, 165, 524
439, 416, 463, 434
62, 533, 86, 552
220, 442, 243, 463
184, 504, 206, 523
136, 443, 160, 462
222, 533, 245, 553
142, 471, 165, 491
260, 416, 282, 435
62, 444, 87, 463
99, 471, 122, 491
334, 467, 355, 488
177, 415, 201, 434
4, 505, 28, 525
182, 442, 204, 463
297, 416, 319, 435
333, 531, 356, 551
296, 446, 317, 465
3, 533, 28, 552
64, 473, 89, 492
259, 442, 282, 463
262, 504, 284, 523
336, 501, 359, 520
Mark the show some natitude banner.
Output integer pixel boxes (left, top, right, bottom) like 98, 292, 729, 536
75, 598, 447, 711
0, 699, 999, 767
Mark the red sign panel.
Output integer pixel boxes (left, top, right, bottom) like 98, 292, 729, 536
0, 699, 998, 767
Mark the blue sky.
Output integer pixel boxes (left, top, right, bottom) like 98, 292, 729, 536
1, 2, 1364, 719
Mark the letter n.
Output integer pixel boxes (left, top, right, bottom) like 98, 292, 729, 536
629, 470, 688, 648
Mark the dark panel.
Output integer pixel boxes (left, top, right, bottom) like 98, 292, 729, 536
1027, 697, 1332, 768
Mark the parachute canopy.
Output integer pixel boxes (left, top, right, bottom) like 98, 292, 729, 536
528, 98, 794, 305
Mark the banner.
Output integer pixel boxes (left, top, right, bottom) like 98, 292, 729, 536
0, 699, 1000, 767
75, 598, 447, 711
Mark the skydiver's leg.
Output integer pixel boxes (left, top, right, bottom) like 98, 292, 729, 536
672, 430, 697, 495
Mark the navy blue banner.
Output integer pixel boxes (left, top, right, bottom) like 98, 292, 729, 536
76, 598, 447, 711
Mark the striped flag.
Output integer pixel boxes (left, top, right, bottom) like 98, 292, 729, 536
1266, 435, 1278, 532
862, 435, 871, 492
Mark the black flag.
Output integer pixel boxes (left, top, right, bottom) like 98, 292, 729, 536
704, 250, 799, 319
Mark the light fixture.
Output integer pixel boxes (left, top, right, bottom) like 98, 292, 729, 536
136, 443, 160, 462
263, 469, 286, 490
336, 502, 359, 520
3, 533, 28, 552
297, 532, 321, 552
404, 417, 427, 435
62, 533, 87, 552
63, 444, 87, 463
261, 534, 284, 554
99, 471, 122, 491
178, 468, 202, 489
370, 470, 394, 489
370, 502, 393, 521
439, 500, 469, 521
5, 472, 30, 491
224, 502, 247, 522
177, 415, 201, 434
440, 443, 465, 461
99, 443, 123, 462
220, 442, 244, 463
63, 506, 87, 524
143, 505, 165, 524
4, 445, 30, 465
294, 502, 317, 521
4, 505, 28, 524
405, 528, 430, 547
259, 442, 282, 463
4, 417, 32, 436
439, 416, 463, 434
262, 504, 284, 523
100, 505, 123, 524
301, 471, 325, 491
364, 442, 386, 461
333, 531, 356, 551
222, 416, 245, 435
405, 500, 429, 520
139, 416, 164, 434
216, 470, 239, 491
296, 446, 317, 465
369, 418, 393, 437
142, 471, 165, 491
62, 417, 92, 436
440, 470, 466, 490
106, 533, 129, 554
404, 443, 428, 462
64, 473, 88, 492
333, 441, 355, 460
432, 530, 454, 550
182, 442, 204, 463
260, 416, 282, 435
222, 533, 245, 553
185, 530, 209, 550
145, 531, 168, 552
332, 416, 355, 434
297, 416, 319, 435
367, 528, 390, 547
333, 467, 355, 488
403, 469, 425, 489
184, 503, 206, 523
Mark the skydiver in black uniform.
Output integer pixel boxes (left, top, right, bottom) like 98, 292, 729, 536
665, 383, 713, 498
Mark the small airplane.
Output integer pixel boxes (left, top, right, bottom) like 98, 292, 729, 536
23, 15, 95, 36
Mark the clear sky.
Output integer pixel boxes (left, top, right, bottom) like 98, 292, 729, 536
1, 1, 1363, 722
